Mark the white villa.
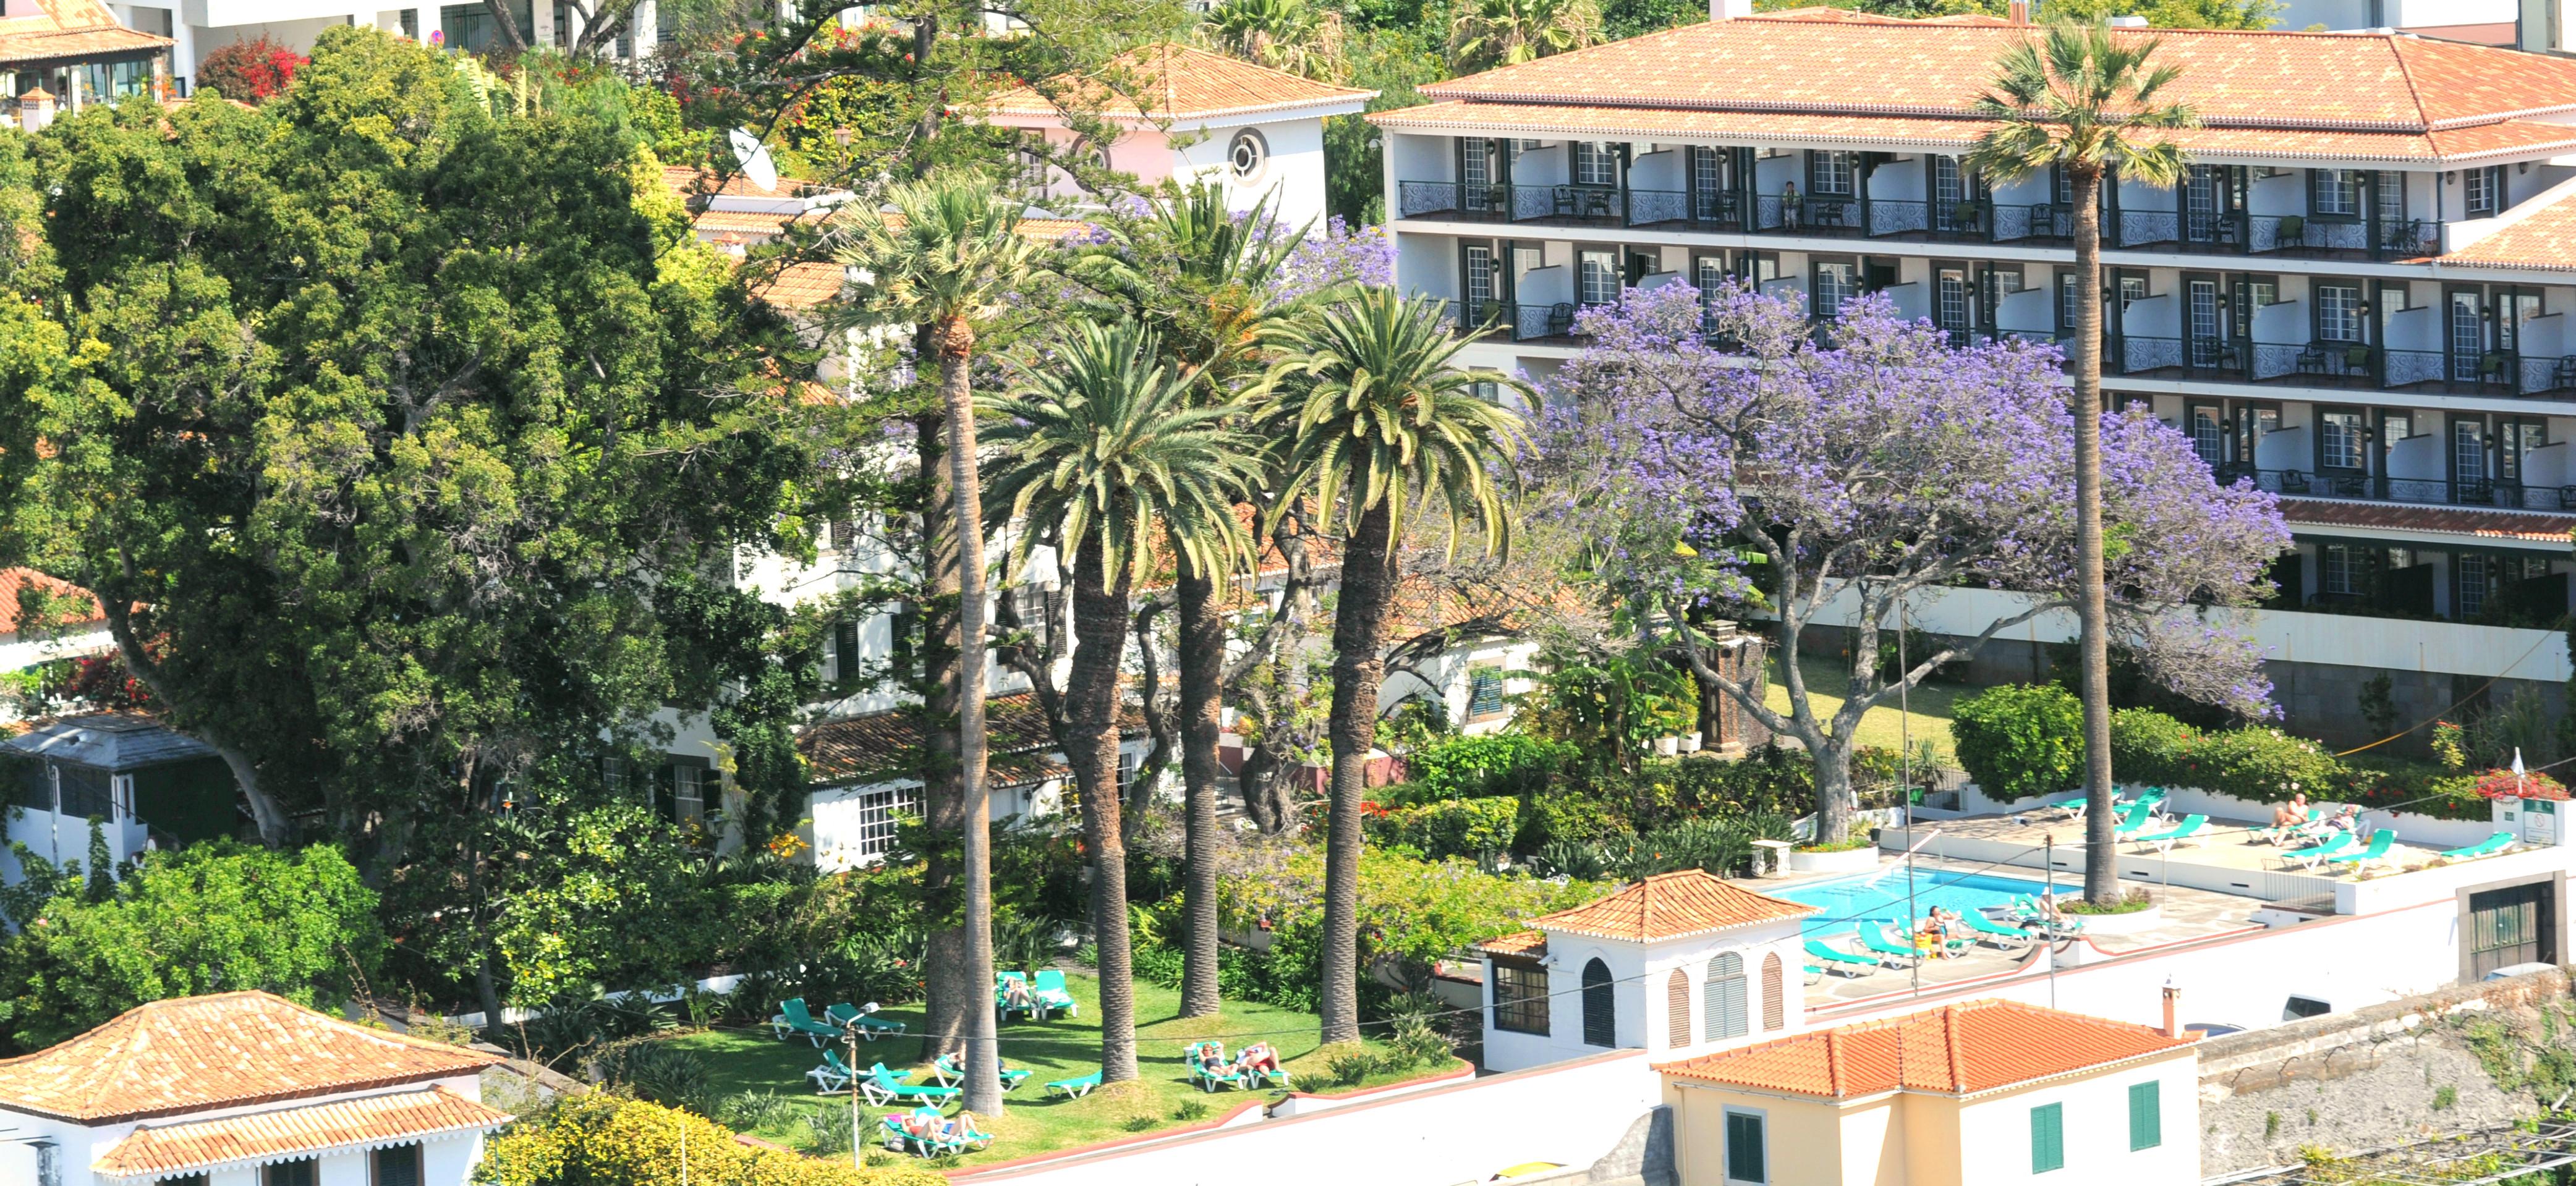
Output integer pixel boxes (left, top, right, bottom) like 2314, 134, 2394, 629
0, 991, 508, 1186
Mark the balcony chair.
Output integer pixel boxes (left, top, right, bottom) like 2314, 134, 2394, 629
1546, 302, 1575, 337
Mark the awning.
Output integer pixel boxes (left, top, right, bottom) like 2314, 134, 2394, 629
90, 1086, 511, 1182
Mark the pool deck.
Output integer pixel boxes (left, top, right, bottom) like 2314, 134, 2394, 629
1915, 808, 2452, 878
1740, 855, 2268, 1008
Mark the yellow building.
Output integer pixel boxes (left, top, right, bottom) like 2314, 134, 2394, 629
1656, 998, 2199, 1185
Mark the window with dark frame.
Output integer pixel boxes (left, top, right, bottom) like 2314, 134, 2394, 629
265, 1160, 321, 1186
1468, 667, 1505, 718
1724, 1111, 1767, 1184
1573, 142, 1618, 187
373, 1143, 425, 1186
2468, 166, 2501, 217
1490, 960, 1549, 1034
2313, 169, 2359, 217
1579, 957, 1615, 1046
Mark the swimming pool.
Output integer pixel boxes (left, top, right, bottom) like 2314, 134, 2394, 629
1772, 869, 2062, 936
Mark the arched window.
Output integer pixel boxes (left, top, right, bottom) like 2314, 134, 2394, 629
1581, 959, 1616, 1047
1761, 951, 1786, 1031
1705, 951, 1748, 1040
1665, 968, 1691, 1049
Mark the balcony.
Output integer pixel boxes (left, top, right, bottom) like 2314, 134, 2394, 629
2220, 465, 2576, 513
2109, 210, 2443, 261
2106, 337, 2576, 399
1452, 299, 1594, 345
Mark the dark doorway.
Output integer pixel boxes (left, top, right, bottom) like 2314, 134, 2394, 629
2466, 881, 2556, 978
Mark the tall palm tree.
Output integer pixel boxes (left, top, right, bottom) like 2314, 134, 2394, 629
836, 168, 1048, 1114
1071, 182, 1313, 1019
1207, 0, 1348, 81
1966, 22, 2193, 907
1257, 288, 1531, 1045
984, 319, 1263, 1081
1446, 0, 1602, 75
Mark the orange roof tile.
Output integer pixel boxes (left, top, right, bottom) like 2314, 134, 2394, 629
1526, 869, 1816, 943
1383, 564, 1584, 643
1473, 930, 1549, 958
2277, 498, 2576, 544
983, 43, 1375, 123
0, 992, 499, 1125
750, 260, 848, 311
0, 0, 169, 67
799, 691, 1140, 786
1415, 17, 2576, 133
90, 1086, 509, 1180
1, 567, 103, 636
1657, 999, 2192, 1098
660, 164, 821, 203
2441, 192, 2576, 271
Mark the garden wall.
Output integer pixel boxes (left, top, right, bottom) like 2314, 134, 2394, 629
951, 1049, 1664, 1186
2195, 967, 2572, 1177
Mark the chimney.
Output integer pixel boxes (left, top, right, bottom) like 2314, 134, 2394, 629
19, 87, 54, 134
1710, 0, 1753, 19
2007, 0, 2031, 22
2159, 979, 2180, 1038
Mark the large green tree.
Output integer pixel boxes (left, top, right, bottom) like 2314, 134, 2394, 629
1968, 21, 2193, 905
0, 28, 837, 1022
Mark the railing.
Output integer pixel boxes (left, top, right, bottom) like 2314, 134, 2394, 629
1394, 180, 1628, 224
2246, 214, 2369, 256
2114, 210, 2179, 249
1861, 199, 1994, 241
1992, 203, 2071, 242
2217, 465, 2576, 512
1751, 193, 1863, 234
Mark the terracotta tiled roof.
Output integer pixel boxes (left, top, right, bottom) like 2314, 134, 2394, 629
2277, 498, 2576, 544
1656, 999, 2192, 1099
1472, 930, 1548, 958
90, 1086, 510, 1180
1754, 6, 2013, 25
1368, 101, 2576, 166
983, 43, 1375, 123
751, 260, 849, 311
1, 567, 103, 636
2441, 190, 2576, 271
660, 164, 821, 203
1414, 17, 2576, 133
1526, 869, 1816, 943
1383, 564, 1584, 643
0, 0, 169, 67
0, 992, 499, 1125
798, 692, 1143, 786
694, 209, 799, 237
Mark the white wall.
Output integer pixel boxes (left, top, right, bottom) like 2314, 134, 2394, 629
1166, 116, 1333, 230
1953, 1053, 2200, 1185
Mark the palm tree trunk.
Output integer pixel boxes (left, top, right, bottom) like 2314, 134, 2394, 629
1319, 488, 1396, 1047
1067, 543, 1141, 1082
916, 409, 970, 1064
2070, 167, 2120, 907
1176, 564, 1225, 1019
937, 320, 1005, 1115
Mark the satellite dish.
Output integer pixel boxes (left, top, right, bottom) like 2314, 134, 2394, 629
729, 127, 778, 193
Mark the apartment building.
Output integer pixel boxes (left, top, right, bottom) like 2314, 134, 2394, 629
104, 0, 670, 99
1374, 7, 2576, 743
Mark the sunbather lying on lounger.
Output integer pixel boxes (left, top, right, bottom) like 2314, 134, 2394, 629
1235, 1043, 1281, 1076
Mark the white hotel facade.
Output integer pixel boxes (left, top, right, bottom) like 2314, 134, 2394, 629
1375, 6, 2576, 743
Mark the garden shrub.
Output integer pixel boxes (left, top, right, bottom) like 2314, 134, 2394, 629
1511, 791, 1626, 854
1371, 797, 1518, 863
1402, 734, 1575, 800
590, 1038, 715, 1116
197, 34, 307, 102
2107, 707, 2195, 787
1952, 684, 2084, 803
474, 1093, 942, 1186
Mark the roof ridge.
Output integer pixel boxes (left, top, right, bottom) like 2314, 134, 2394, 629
1825, 1028, 1845, 1096
1943, 1005, 1967, 1092
2383, 33, 2436, 140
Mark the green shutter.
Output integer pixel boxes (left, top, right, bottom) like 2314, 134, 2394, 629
2031, 1102, 2065, 1173
2130, 1081, 2162, 1150
1725, 1111, 1766, 1183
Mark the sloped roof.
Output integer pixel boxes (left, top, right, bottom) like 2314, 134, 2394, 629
0, 991, 499, 1125
1414, 17, 2576, 133
0, 567, 103, 636
0, 0, 169, 67
90, 1086, 509, 1180
983, 43, 1375, 123
1528, 869, 1816, 943
1656, 999, 2193, 1099
798, 691, 1144, 786
2, 713, 216, 771
1384, 565, 1586, 643
2439, 190, 2576, 272
1472, 930, 1549, 959
2277, 498, 2576, 544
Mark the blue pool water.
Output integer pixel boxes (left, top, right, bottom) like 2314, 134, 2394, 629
1773, 870, 2061, 937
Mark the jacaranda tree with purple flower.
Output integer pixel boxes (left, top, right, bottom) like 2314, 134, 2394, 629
1536, 283, 2289, 845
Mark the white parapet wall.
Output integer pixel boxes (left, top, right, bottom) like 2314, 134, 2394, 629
953, 1049, 1663, 1186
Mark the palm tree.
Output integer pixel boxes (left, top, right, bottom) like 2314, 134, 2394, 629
1257, 288, 1531, 1044
1207, 0, 1347, 81
984, 319, 1263, 1082
836, 168, 1049, 1114
1966, 22, 2193, 907
1070, 182, 1314, 1019
1447, 0, 1602, 75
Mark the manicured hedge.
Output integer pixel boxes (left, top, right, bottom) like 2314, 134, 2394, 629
475, 1093, 943, 1186
1951, 684, 2085, 803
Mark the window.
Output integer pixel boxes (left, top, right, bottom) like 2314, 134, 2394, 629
2455, 420, 2489, 484
661, 760, 708, 824
2317, 285, 2362, 342
1809, 151, 1854, 197
1759, 952, 1784, 1031
1491, 960, 1550, 1035
2467, 880, 2551, 977
1578, 250, 1620, 305
1936, 268, 1970, 333
1697, 257, 1727, 330
2059, 271, 2080, 334
373, 1143, 424, 1186
1664, 968, 1690, 1049
2030, 1102, 2065, 1173
1463, 244, 1495, 324
2467, 167, 2501, 217
400, 7, 419, 37
2313, 169, 2359, 216
1813, 261, 1855, 320
1579, 958, 1615, 1046
2377, 171, 2406, 225
56, 765, 109, 821
1724, 1109, 1767, 1184
2117, 273, 2149, 313
265, 1161, 320, 1186
1573, 142, 1618, 187
1468, 667, 1505, 718
2323, 544, 2363, 597
1934, 155, 1963, 205
1704, 952, 1747, 1040
438, 0, 532, 53
161, 1175, 209, 1186
1227, 129, 1269, 185
2187, 404, 2224, 468
847, 783, 920, 865
110, 773, 133, 821
2319, 410, 2366, 470
2458, 553, 2491, 617
833, 619, 862, 691
2128, 1081, 2163, 1151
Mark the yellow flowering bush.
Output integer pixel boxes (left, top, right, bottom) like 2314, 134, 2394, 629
474, 1094, 943, 1186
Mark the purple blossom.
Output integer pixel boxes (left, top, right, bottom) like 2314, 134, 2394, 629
1272, 217, 1395, 304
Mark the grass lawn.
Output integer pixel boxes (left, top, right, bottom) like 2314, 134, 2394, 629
667, 970, 1447, 1169
1766, 651, 1965, 765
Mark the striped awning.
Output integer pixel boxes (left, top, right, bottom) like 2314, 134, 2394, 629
90, 1086, 510, 1181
